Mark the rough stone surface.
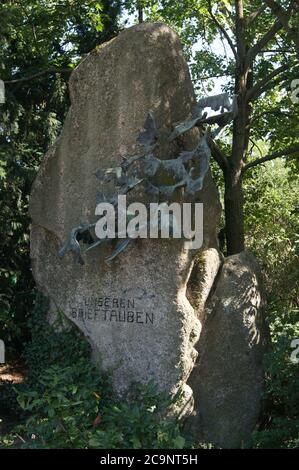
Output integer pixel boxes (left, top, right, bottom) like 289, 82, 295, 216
188, 251, 267, 447
29, 23, 221, 406
187, 248, 223, 321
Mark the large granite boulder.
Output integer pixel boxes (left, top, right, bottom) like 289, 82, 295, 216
29, 23, 221, 410
188, 251, 268, 447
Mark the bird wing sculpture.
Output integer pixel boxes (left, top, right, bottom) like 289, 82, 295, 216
59, 93, 237, 264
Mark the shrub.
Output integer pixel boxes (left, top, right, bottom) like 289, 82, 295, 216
1, 294, 189, 449
251, 307, 299, 448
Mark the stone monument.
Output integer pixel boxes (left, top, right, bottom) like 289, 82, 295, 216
29, 23, 220, 413
29, 22, 267, 446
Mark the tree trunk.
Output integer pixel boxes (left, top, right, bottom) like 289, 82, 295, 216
138, 5, 143, 23
224, 169, 245, 255
223, 1, 247, 255
225, 96, 247, 255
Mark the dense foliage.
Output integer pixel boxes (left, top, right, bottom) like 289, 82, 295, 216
243, 161, 299, 448
0, 0, 121, 354
0, 294, 189, 449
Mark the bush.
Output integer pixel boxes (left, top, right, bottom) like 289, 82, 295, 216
251, 307, 299, 448
5, 369, 187, 449
22, 294, 92, 384
0, 293, 189, 449
243, 160, 299, 448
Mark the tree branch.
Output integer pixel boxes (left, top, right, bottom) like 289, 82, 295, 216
4, 67, 72, 84
263, 0, 299, 60
248, 137, 263, 159
246, 19, 282, 66
242, 144, 299, 172
246, 63, 290, 102
246, 5, 267, 26
256, 71, 298, 100
207, 0, 238, 62
263, 0, 294, 26
207, 135, 229, 172
137, 1, 143, 23
193, 73, 233, 81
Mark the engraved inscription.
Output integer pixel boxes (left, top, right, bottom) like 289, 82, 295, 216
69, 296, 154, 325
